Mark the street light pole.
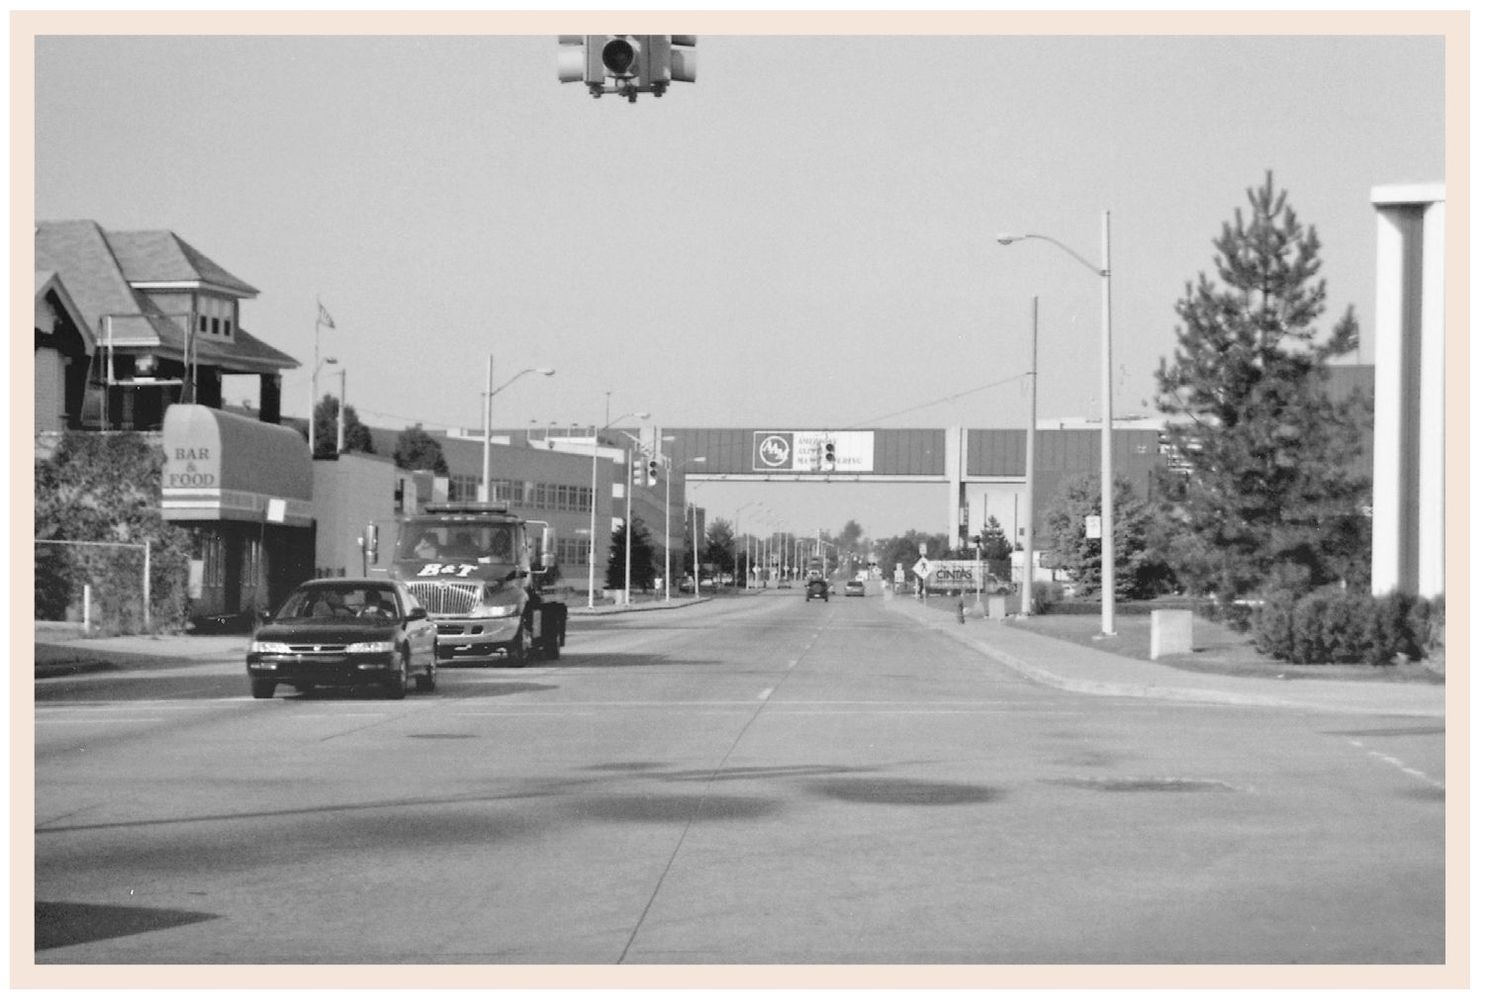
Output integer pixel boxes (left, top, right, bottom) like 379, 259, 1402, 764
481, 360, 556, 503
336, 369, 347, 455
997, 211, 1116, 636
1022, 296, 1037, 616
587, 410, 649, 609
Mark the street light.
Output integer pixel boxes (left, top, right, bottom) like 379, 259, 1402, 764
587, 409, 649, 608
663, 453, 707, 601
333, 367, 347, 455
482, 359, 555, 503
997, 211, 1115, 636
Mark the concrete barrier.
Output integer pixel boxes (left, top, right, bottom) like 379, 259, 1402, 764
1150, 609, 1195, 659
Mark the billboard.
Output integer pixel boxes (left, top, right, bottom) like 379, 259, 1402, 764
751, 430, 874, 473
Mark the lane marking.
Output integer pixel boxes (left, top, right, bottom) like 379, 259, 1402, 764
1347, 738, 1445, 790
757, 688, 774, 701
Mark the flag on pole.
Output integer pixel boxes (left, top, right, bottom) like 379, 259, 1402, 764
317, 300, 336, 329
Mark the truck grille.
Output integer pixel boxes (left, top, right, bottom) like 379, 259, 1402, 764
407, 581, 482, 616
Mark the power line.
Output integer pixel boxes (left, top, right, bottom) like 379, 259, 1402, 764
853, 372, 1029, 426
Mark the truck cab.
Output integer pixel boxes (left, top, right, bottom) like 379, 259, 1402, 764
388, 501, 566, 667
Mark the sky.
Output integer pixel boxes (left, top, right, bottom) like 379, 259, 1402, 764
27, 14, 1452, 541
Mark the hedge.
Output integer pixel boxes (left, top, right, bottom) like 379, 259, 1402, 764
1254, 588, 1443, 666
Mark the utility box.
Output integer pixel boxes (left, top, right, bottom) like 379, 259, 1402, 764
1150, 609, 1195, 659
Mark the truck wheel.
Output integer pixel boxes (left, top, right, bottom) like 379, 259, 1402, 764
415, 652, 437, 693
250, 679, 276, 699
506, 623, 531, 668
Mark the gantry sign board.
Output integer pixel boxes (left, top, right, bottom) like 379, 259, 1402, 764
751, 430, 874, 474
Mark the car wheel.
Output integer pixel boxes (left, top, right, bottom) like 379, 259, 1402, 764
506, 622, 531, 668
386, 652, 409, 699
250, 679, 276, 699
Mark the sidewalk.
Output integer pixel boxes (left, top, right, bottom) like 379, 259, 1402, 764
883, 593, 1445, 719
32, 622, 252, 679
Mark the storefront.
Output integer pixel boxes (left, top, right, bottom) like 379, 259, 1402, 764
160, 404, 314, 622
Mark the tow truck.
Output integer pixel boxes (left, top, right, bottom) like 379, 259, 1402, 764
386, 501, 567, 667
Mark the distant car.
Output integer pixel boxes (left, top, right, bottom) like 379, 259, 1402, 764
844, 579, 866, 597
678, 575, 696, 593
720, 573, 735, 586
699, 575, 716, 590
246, 578, 438, 699
805, 575, 829, 602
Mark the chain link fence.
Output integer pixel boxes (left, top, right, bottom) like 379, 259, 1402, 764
34, 539, 177, 635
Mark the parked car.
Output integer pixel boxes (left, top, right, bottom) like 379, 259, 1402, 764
678, 575, 696, 593
805, 574, 829, 602
246, 578, 438, 699
844, 579, 866, 597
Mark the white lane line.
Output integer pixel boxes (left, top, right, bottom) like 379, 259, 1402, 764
1347, 739, 1445, 790
757, 689, 774, 701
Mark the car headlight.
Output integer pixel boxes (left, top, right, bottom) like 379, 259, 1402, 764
346, 640, 397, 654
249, 640, 291, 654
470, 602, 520, 619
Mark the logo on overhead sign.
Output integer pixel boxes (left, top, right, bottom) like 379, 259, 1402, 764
754, 432, 792, 471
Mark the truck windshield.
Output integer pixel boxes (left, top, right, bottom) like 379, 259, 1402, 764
396, 520, 518, 565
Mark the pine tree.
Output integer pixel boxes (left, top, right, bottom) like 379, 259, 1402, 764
1153, 171, 1368, 603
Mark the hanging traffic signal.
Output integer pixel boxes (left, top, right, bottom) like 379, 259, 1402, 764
557, 35, 697, 101
647, 459, 659, 486
822, 440, 836, 471
632, 457, 645, 485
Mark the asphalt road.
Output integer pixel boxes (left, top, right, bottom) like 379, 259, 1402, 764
31, 592, 1445, 966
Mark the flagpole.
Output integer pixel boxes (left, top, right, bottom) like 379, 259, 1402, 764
310, 298, 320, 447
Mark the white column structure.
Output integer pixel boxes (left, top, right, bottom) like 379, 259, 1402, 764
1370, 182, 1445, 599
946, 426, 965, 546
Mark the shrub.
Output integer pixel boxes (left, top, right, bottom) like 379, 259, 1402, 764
1253, 589, 1297, 660
1254, 587, 1445, 667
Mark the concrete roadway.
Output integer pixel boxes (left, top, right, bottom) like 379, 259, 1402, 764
30, 591, 1444, 969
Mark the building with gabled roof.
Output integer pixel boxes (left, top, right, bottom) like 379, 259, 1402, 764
34, 219, 298, 433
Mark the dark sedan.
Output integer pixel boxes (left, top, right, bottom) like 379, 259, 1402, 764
246, 578, 438, 699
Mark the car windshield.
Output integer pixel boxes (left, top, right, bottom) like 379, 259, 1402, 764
396, 521, 518, 564
275, 585, 400, 623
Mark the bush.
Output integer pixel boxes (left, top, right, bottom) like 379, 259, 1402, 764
1254, 587, 1444, 666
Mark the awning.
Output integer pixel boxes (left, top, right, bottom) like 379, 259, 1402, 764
161, 404, 313, 526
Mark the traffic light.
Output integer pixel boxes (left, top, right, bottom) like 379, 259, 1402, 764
647, 459, 659, 486
822, 440, 836, 471
557, 35, 697, 100
632, 457, 645, 485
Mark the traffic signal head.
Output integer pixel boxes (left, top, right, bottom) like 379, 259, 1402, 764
557, 35, 590, 83
669, 35, 697, 83
647, 459, 659, 486
632, 457, 645, 485
558, 35, 696, 97
823, 440, 836, 470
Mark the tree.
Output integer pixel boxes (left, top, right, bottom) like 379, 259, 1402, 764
33, 432, 193, 630
837, 519, 864, 557
1043, 475, 1174, 600
702, 517, 736, 573
393, 424, 448, 475
973, 516, 1014, 580
1153, 171, 1369, 602
606, 519, 657, 591
313, 394, 375, 457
